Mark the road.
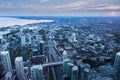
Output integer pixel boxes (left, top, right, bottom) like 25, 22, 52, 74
47, 39, 62, 80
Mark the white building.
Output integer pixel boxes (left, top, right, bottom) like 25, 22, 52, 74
0, 51, 12, 73
27, 33, 32, 45
62, 50, 68, 60
5, 72, 13, 80
69, 33, 78, 42
20, 33, 26, 46
15, 57, 26, 80
31, 65, 44, 80
114, 52, 120, 70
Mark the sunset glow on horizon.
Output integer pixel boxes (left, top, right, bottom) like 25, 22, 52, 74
109, 12, 117, 16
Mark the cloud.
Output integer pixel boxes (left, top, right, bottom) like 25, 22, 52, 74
0, 0, 120, 12
53, 0, 92, 10
39, 0, 49, 3
52, 1, 120, 11
0, 3, 14, 9
93, 5, 120, 10
0, 0, 93, 10
0, 3, 47, 10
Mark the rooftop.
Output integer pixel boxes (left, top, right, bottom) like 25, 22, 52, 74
1, 51, 9, 55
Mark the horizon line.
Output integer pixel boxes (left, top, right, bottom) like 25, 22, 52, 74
0, 15, 120, 18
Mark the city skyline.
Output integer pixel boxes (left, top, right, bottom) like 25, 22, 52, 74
0, 0, 120, 16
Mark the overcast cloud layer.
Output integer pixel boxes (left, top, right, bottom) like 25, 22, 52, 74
0, 0, 120, 16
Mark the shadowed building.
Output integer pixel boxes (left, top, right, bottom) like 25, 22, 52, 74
71, 66, 79, 80
77, 61, 90, 80
21, 46, 27, 61
67, 62, 74, 78
20, 33, 27, 61
8, 41, 15, 66
39, 40, 44, 55
63, 59, 70, 75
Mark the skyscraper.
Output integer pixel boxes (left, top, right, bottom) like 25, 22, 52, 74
67, 62, 74, 78
15, 57, 26, 80
21, 33, 26, 46
114, 52, 120, 70
63, 59, 70, 75
31, 65, 44, 80
0, 51, 12, 73
5, 72, 13, 80
39, 40, 44, 55
71, 66, 79, 80
21, 46, 27, 61
8, 42, 15, 66
27, 33, 32, 45
72, 33, 77, 42
69, 33, 78, 42
20, 33, 27, 61
77, 62, 90, 80
62, 50, 68, 60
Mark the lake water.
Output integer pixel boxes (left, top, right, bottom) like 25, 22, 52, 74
0, 17, 54, 27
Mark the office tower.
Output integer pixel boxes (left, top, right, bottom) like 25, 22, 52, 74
15, 57, 26, 80
35, 34, 44, 55
21, 33, 27, 61
72, 33, 77, 42
27, 33, 32, 45
69, 33, 78, 42
40, 40, 44, 55
21, 33, 26, 46
82, 64, 90, 80
63, 59, 70, 75
31, 65, 44, 80
71, 66, 79, 80
0, 51, 12, 73
62, 50, 68, 60
98, 65, 117, 77
67, 62, 74, 78
83, 68, 90, 80
32, 48, 38, 56
77, 62, 90, 80
36, 35, 43, 44
8, 42, 15, 66
31, 43, 39, 56
114, 52, 120, 70
5, 72, 13, 80
59, 35, 62, 43
21, 46, 27, 61
33, 44, 39, 50
36, 35, 42, 41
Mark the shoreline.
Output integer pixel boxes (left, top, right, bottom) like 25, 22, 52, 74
0, 17, 54, 27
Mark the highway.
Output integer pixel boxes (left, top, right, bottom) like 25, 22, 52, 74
46, 39, 62, 80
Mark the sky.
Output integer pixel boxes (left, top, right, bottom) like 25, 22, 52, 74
0, 0, 120, 16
